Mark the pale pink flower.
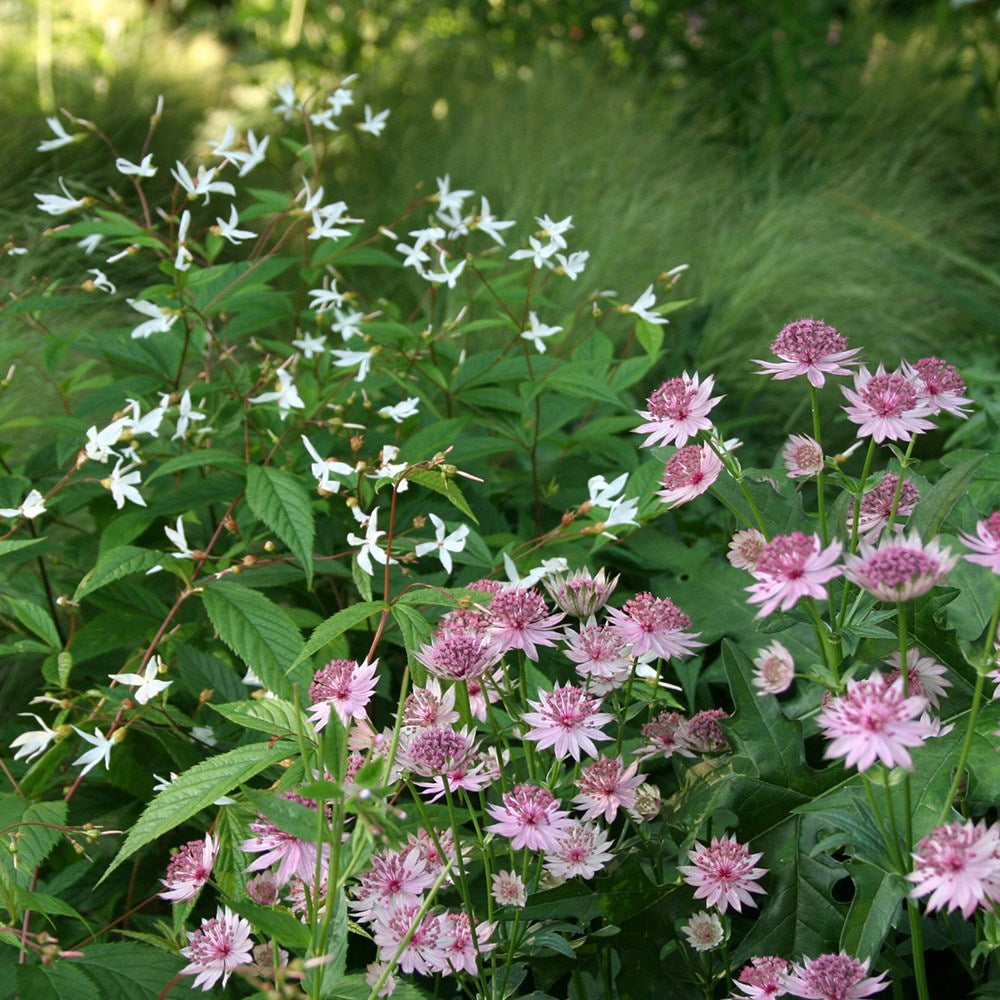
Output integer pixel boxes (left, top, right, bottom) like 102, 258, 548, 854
733, 956, 791, 998
634, 372, 723, 447
415, 632, 502, 681
486, 783, 574, 851
841, 365, 935, 443
746, 532, 842, 617
365, 961, 397, 998
904, 356, 972, 418
179, 906, 253, 991
160, 834, 217, 902
679, 835, 768, 913
908, 820, 1000, 918
681, 911, 724, 952
349, 846, 436, 923
782, 952, 888, 1000
521, 683, 614, 761
373, 902, 448, 975
401, 679, 459, 728
543, 820, 615, 880
884, 649, 951, 708
245, 871, 281, 905
848, 474, 920, 542
728, 528, 767, 570
398, 725, 477, 777
242, 793, 329, 885
658, 443, 723, 507
439, 911, 496, 975
959, 510, 1000, 574
635, 710, 695, 760
755, 319, 861, 388
842, 532, 956, 602
486, 586, 565, 660
406, 828, 460, 881
573, 756, 646, 822
491, 869, 527, 907
544, 567, 619, 617
633, 783, 662, 819
686, 709, 731, 752
606, 592, 703, 659
818, 673, 933, 771
307, 658, 378, 730
563, 622, 634, 691
752, 641, 795, 695
782, 434, 824, 479
287, 872, 329, 921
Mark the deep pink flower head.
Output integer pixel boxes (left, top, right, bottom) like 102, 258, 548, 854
903, 356, 972, 418
959, 510, 1000, 574
373, 902, 448, 975
849, 474, 920, 542
908, 819, 1000, 918
635, 710, 694, 760
755, 319, 861, 388
746, 532, 842, 617
734, 955, 791, 998
415, 632, 502, 681
658, 443, 723, 508
841, 365, 935, 443
179, 906, 254, 991
440, 911, 496, 975
486, 782, 573, 851
572, 755, 646, 822
634, 372, 723, 447
606, 592, 703, 659
242, 792, 329, 885
782, 952, 888, 1000
884, 648, 951, 708
818, 672, 933, 772
160, 833, 217, 902
349, 845, 435, 923
686, 708, 731, 752
564, 622, 633, 691
307, 658, 378, 730
521, 683, 614, 761
782, 434, 824, 479
678, 834, 768, 913
398, 725, 477, 776
842, 532, 956, 602
486, 586, 565, 659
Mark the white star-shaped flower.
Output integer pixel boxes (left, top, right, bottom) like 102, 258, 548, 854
104, 459, 146, 509
37, 117, 81, 152
249, 369, 305, 418
71, 727, 117, 776
127, 299, 177, 340
0, 489, 46, 520
377, 397, 420, 424
346, 508, 397, 577
11, 714, 59, 762
414, 513, 469, 574
358, 105, 390, 136
626, 285, 668, 325
109, 656, 172, 705
521, 312, 562, 354
115, 154, 157, 177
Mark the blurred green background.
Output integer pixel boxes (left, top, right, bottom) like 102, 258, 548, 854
5, 0, 1000, 397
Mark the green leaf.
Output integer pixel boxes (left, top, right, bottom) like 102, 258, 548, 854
290, 602, 387, 672
146, 450, 247, 483
407, 470, 478, 524
392, 603, 433, 653
74, 546, 164, 601
14, 962, 100, 1000
246, 464, 316, 587
201, 580, 307, 698
101, 739, 293, 883
0, 799, 67, 890
244, 787, 322, 842
912, 451, 987, 538
634, 316, 665, 359
74, 942, 202, 999
0, 597, 61, 650
212, 697, 311, 739
840, 861, 904, 961
230, 898, 312, 949
0, 538, 46, 558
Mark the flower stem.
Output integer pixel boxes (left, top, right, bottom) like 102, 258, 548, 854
809, 385, 829, 546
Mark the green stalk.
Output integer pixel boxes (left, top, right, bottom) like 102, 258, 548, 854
809, 385, 829, 546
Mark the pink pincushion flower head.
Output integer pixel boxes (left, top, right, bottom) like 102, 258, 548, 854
634, 371, 723, 448
908, 819, 1000, 918
746, 532, 842, 618
755, 318, 861, 388
848, 474, 920, 543
841, 365, 936, 443
572, 755, 646, 822
605, 591, 703, 660
307, 658, 378, 730
543, 820, 615, 880
734, 955, 791, 999
728, 528, 767, 570
960, 510, 1000, 574
180, 906, 254, 991
658, 443, 723, 508
486, 782, 573, 852
817, 672, 933, 772
160, 833, 217, 902
486, 585, 565, 660
782, 434, 824, 479
521, 682, 614, 761
242, 792, 330, 886
678, 834, 768, 914
842, 532, 956, 603
903, 356, 972, 418
752, 641, 795, 696
782, 952, 888, 1000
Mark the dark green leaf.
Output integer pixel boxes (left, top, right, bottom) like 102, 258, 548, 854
74, 545, 164, 601
246, 464, 316, 587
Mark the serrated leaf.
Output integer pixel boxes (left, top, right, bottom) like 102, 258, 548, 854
290, 601, 387, 672
74, 942, 202, 999
840, 861, 904, 961
201, 580, 307, 698
392, 603, 433, 653
912, 452, 987, 538
212, 697, 311, 738
15, 962, 101, 1000
407, 470, 478, 524
246, 464, 316, 587
230, 898, 312, 949
0, 800, 67, 890
74, 545, 164, 600
101, 739, 293, 884
244, 787, 322, 843
0, 538, 46, 558
146, 450, 246, 483
0, 597, 60, 650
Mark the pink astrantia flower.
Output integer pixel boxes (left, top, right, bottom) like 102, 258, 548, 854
746, 532, 842, 618
573, 755, 646, 822
752, 641, 795, 696
486, 783, 573, 851
349, 846, 436, 923
841, 365, 936, 443
439, 911, 496, 975
635, 710, 695, 760
849, 474, 920, 542
486, 586, 565, 660
734, 956, 791, 998
402, 678, 460, 729
373, 902, 448, 975
307, 658, 378, 730
398, 725, 477, 778
242, 793, 329, 885
959, 510, 1000, 574
903, 356, 972, 418
605, 592, 703, 659
755, 318, 861, 388
842, 532, 956, 602
658, 443, 723, 508
908, 820, 1000, 918
686, 709, 731, 752
521, 683, 614, 761
564, 622, 634, 691
179, 906, 254, 991
817, 673, 933, 772
679, 834, 768, 914
544, 820, 615, 880
884, 648, 951, 708
160, 834, 218, 902
728, 528, 767, 570
634, 372, 723, 448
681, 911, 725, 952
492, 869, 527, 907
782, 434, 824, 479
782, 952, 888, 1000
544, 567, 619, 617
415, 632, 503, 681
